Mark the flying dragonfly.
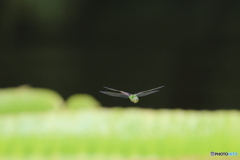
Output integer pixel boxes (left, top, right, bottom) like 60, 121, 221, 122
100, 86, 165, 103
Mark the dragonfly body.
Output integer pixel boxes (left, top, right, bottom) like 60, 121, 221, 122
100, 86, 164, 103
128, 95, 139, 103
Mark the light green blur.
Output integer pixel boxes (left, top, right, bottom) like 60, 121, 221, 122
0, 87, 239, 160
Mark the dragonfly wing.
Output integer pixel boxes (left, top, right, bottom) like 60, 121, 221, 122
136, 90, 159, 97
136, 86, 165, 94
103, 86, 123, 92
100, 91, 129, 98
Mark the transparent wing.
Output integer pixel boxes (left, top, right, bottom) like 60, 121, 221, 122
100, 91, 129, 98
103, 86, 130, 96
103, 86, 123, 92
137, 86, 165, 94
136, 90, 160, 97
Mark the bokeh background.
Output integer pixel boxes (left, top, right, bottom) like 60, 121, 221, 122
1, 0, 240, 109
0, 1, 240, 160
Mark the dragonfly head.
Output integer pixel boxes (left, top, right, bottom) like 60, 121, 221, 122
129, 95, 139, 103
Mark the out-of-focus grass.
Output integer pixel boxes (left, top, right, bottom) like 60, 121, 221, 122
66, 94, 101, 109
0, 86, 64, 113
0, 87, 239, 159
0, 108, 239, 160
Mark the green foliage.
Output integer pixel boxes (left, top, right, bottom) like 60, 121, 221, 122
0, 86, 64, 114
0, 86, 239, 159
66, 94, 101, 109
0, 109, 239, 159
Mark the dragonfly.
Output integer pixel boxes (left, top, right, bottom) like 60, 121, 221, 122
100, 86, 165, 103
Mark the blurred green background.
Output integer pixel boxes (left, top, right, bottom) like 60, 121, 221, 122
0, 86, 239, 160
0, 0, 240, 159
